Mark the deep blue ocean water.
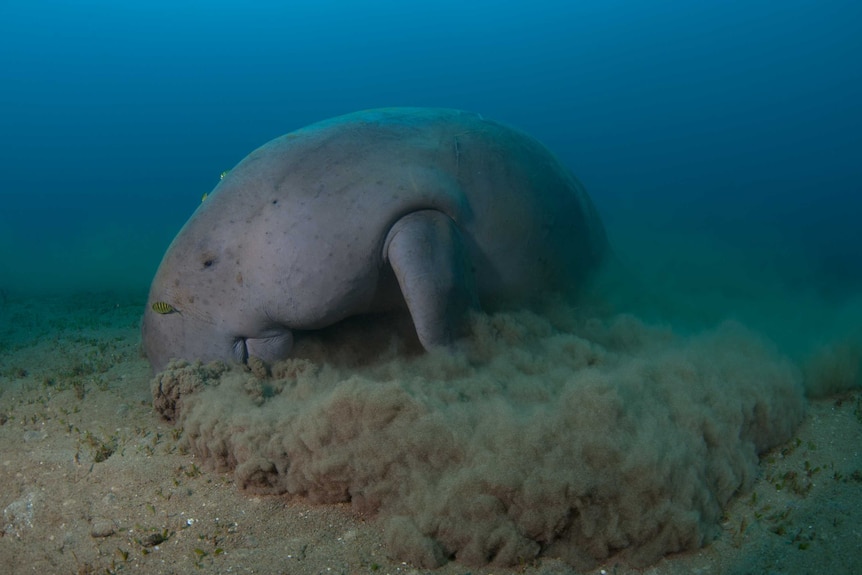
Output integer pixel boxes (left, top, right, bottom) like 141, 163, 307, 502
0, 0, 859, 335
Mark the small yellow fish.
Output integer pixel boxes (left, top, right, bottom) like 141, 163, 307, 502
219, 170, 230, 180
151, 301, 179, 315
201, 192, 208, 203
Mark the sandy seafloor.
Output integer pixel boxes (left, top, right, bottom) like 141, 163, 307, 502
0, 291, 859, 575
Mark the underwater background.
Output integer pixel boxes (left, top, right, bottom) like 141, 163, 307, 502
1, 0, 859, 307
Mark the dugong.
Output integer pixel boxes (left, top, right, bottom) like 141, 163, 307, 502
142, 108, 608, 373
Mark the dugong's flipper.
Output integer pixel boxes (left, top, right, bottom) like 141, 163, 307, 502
384, 210, 479, 349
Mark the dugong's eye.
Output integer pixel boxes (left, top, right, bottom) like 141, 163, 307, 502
200, 253, 218, 269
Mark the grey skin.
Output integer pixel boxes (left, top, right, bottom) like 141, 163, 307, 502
142, 108, 608, 373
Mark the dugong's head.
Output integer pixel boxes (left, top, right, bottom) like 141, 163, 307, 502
141, 183, 294, 374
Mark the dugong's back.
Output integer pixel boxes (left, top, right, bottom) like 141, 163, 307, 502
232, 107, 608, 305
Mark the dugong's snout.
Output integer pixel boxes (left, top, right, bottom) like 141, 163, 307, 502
141, 307, 243, 374
241, 331, 295, 365
142, 304, 296, 374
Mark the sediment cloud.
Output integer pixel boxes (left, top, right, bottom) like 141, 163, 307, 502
152, 307, 805, 569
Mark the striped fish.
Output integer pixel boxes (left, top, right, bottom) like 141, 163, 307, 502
151, 301, 179, 315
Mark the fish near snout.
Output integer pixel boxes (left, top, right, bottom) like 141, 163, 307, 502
141, 298, 242, 374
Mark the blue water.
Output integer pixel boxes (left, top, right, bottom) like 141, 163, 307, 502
0, 0, 860, 303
